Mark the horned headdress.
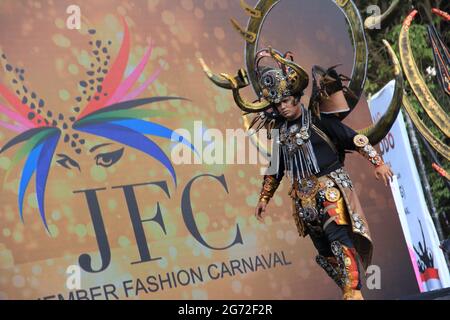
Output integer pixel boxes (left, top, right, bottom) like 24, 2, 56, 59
199, 0, 404, 146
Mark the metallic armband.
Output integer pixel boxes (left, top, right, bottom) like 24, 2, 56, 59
353, 134, 384, 167
259, 175, 281, 203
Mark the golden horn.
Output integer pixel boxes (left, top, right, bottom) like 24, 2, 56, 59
220, 73, 271, 113
198, 58, 249, 90
357, 40, 403, 145
399, 10, 450, 137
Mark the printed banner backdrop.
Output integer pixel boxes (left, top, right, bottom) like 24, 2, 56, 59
368, 81, 450, 292
0, 0, 419, 299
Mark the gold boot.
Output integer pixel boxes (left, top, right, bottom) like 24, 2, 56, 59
343, 288, 364, 300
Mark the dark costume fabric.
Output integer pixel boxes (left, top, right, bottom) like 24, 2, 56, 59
261, 112, 375, 270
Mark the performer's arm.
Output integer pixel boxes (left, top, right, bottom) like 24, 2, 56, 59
320, 114, 394, 185
313, 64, 392, 184
259, 147, 285, 203
352, 134, 384, 167
255, 147, 284, 222
352, 133, 394, 186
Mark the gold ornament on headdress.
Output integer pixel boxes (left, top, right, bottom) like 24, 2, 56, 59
199, 0, 404, 151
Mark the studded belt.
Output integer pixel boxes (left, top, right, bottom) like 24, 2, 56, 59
325, 167, 353, 189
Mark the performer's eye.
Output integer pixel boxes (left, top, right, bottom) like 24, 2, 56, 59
95, 148, 124, 168
56, 154, 81, 171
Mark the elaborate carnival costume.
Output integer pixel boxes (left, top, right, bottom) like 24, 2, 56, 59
200, 0, 405, 300
255, 49, 383, 299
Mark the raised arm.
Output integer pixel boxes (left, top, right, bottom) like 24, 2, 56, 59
320, 114, 393, 185
353, 133, 393, 185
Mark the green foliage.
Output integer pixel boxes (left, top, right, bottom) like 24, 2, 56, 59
356, 0, 450, 233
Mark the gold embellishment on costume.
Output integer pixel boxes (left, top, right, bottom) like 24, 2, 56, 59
325, 187, 341, 202
295, 176, 319, 200
353, 134, 369, 148
230, 18, 256, 43
279, 79, 287, 91
198, 58, 249, 90
356, 142, 384, 167
239, 0, 262, 18
220, 73, 238, 88
300, 197, 317, 212
330, 241, 363, 300
336, 0, 349, 7
259, 175, 280, 203
201, 0, 371, 119
290, 176, 321, 223
318, 177, 350, 226
343, 289, 364, 300
335, 196, 350, 225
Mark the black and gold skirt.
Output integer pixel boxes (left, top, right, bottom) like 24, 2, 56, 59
288, 167, 373, 270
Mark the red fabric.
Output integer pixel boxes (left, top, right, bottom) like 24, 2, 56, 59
323, 200, 337, 217
420, 268, 440, 281
343, 246, 360, 290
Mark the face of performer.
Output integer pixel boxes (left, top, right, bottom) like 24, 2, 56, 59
275, 95, 302, 121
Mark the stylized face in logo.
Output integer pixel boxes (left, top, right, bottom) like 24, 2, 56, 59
56, 142, 125, 171
0, 17, 197, 231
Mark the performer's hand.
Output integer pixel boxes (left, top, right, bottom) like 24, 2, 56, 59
255, 201, 268, 222
374, 164, 394, 186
